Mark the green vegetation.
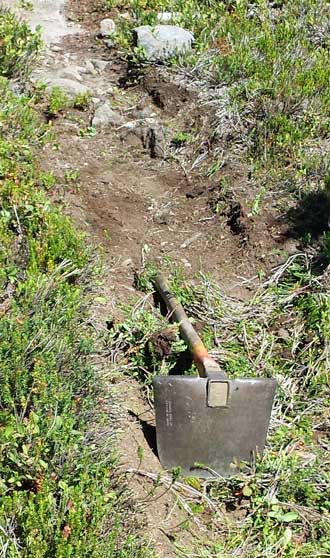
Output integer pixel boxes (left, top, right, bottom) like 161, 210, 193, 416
0, 7, 41, 78
47, 87, 91, 117
0, 12, 148, 558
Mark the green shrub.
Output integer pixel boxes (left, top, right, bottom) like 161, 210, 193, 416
0, 67, 148, 558
0, 8, 41, 78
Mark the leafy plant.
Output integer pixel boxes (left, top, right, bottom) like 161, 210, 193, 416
47, 86, 71, 117
0, 56, 149, 558
0, 7, 41, 78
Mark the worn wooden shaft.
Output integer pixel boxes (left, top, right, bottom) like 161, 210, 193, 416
154, 274, 224, 379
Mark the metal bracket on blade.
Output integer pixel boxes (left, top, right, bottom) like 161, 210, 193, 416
207, 379, 229, 407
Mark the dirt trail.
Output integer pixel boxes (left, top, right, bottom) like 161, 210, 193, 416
14, 0, 297, 553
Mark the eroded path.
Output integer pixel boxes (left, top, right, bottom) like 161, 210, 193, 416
5, 0, 298, 554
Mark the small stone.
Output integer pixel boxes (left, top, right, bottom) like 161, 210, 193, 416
99, 18, 116, 37
59, 68, 82, 82
45, 78, 90, 98
104, 39, 115, 49
92, 102, 123, 128
277, 328, 291, 341
122, 258, 133, 267
133, 24, 194, 61
90, 59, 110, 71
85, 60, 98, 75
153, 211, 171, 225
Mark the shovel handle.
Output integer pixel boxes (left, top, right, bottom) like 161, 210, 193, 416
154, 275, 224, 379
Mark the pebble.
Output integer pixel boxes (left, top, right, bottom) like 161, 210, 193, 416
99, 18, 116, 37
92, 102, 124, 128
45, 78, 90, 98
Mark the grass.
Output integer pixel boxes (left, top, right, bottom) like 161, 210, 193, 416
0, 11, 150, 558
106, 258, 330, 557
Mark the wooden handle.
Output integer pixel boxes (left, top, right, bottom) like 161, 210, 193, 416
154, 275, 222, 378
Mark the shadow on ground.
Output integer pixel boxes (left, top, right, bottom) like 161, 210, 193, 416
286, 190, 330, 239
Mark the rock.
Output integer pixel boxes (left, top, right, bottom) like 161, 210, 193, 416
153, 210, 172, 225
59, 68, 82, 82
90, 59, 110, 71
131, 107, 155, 119
85, 60, 98, 75
133, 122, 166, 158
157, 12, 180, 23
133, 25, 194, 60
50, 45, 62, 52
99, 18, 116, 37
91, 102, 123, 128
45, 78, 90, 98
105, 39, 115, 49
277, 328, 291, 341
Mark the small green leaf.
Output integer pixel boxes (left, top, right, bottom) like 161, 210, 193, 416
280, 511, 299, 523
242, 485, 253, 497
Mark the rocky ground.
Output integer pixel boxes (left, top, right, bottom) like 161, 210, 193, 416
20, 0, 299, 306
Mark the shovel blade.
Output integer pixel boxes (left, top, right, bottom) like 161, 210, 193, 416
153, 376, 276, 477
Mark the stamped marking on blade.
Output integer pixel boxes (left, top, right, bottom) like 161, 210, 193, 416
165, 399, 173, 427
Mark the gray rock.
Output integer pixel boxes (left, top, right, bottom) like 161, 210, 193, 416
90, 59, 111, 71
133, 25, 194, 60
59, 68, 82, 82
45, 78, 90, 98
99, 18, 116, 37
104, 39, 115, 49
133, 122, 166, 158
92, 102, 123, 128
131, 107, 155, 119
85, 60, 98, 75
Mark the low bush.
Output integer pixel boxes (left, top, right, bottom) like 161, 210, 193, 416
0, 8, 41, 78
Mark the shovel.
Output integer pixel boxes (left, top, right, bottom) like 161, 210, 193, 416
153, 275, 276, 478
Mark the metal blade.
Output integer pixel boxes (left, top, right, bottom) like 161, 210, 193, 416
153, 375, 276, 478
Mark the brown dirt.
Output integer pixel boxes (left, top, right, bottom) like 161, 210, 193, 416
36, 1, 300, 554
